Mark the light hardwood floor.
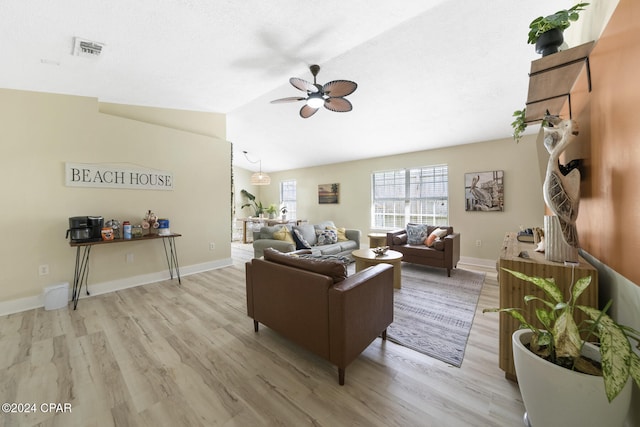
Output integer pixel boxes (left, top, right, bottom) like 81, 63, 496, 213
0, 243, 525, 426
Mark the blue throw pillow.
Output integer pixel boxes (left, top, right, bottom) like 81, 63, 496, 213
406, 223, 428, 245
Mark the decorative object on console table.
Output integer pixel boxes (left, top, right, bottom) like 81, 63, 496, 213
495, 232, 597, 381
142, 209, 159, 234
105, 218, 120, 239
132, 225, 143, 238
544, 215, 577, 262
123, 221, 132, 240
542, 115, 581, 262
157, 218, 170, 236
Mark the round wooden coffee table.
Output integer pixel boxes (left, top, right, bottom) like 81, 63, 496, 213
351, 248, 403, 289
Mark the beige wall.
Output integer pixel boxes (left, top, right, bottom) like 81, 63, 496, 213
99, 102, 227, 140
0, 89, 231, 312
248, 134, 545, 264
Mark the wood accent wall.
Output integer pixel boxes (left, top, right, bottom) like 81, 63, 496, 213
572, 0, 640, 286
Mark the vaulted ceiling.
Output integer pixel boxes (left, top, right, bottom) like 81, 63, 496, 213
1, 0, 579, 172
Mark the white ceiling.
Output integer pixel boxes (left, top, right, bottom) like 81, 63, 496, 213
1, 0, 578, 172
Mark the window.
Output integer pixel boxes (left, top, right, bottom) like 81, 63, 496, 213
280, 180, 297, 219
372, 165, 448, 229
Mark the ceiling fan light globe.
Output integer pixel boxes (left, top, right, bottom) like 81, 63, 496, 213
306, 94, 324, 109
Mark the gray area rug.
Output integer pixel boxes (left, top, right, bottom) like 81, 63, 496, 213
386, 264, 485, 367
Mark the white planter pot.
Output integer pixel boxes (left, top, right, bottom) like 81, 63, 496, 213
513, 329, 631, 427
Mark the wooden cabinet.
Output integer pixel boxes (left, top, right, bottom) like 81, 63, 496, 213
497, 232, 598, 381
524, 42, 594, 124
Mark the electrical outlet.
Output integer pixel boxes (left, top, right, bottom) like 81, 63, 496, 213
38, 264, 49, 276
126, 253, 134, 263
475, 240, 482, 247
209, 242, 215, 250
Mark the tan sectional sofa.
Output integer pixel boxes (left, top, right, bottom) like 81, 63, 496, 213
252, 220, 360, 258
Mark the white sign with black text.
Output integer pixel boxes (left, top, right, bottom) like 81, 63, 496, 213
65, 162, 174, 191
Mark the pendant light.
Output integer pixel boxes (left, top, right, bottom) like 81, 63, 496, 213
244, 151, 271, 185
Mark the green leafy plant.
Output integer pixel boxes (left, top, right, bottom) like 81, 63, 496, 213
511, 108, 527, 143
484, 268, 640, 402
240, 189, 264, 216
266, 204, 278, 215
528, 3, 590, 44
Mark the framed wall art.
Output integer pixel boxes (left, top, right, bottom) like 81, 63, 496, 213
465, 170, 504, 211
318, 183, 339, 204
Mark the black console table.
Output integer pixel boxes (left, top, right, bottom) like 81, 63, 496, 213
69, 233, 181, 309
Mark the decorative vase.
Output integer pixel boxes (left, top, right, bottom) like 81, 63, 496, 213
535, 28, 564, 56
544, 215, 578, 263
512, 329, 632, 427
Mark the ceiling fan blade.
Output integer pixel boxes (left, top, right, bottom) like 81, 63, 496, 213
300, 104, 319, 118
270, 96, 306, 104
324, 97, 353, 113
323, 80, 357, 97
290, 77, 318, 93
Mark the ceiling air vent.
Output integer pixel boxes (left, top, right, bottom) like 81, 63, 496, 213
72, 37, 105, 58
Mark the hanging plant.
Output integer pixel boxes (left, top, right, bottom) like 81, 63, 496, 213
511, 108, 527, 143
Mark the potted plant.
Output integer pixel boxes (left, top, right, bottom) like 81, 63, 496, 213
280, 206, 288, 221
266, 204, 278, 219
484, 268, 640, 426
528, 3, 589, 56
240, 189, 265, 217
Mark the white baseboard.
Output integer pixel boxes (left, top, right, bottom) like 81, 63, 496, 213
459, 256, 497, 271
0, 258, 233, 316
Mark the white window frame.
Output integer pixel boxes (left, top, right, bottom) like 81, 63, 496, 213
280, 180, 297, 220
371, 165, 449, 230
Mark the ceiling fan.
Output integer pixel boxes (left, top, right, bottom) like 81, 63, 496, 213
270, 64, 357, 118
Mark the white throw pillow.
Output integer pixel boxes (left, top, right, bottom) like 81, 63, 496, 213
425, 227, 448, 247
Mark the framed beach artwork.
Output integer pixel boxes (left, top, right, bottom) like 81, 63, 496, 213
318, 183, 339, 204
465, 170, 504, 211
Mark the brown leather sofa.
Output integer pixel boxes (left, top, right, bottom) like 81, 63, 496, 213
245, 248, 394, 385
386, 224, 461, 276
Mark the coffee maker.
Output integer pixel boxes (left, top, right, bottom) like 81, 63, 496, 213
66, 216, 104, 242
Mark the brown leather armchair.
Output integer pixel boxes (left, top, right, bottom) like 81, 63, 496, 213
245, 248, 394, 385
